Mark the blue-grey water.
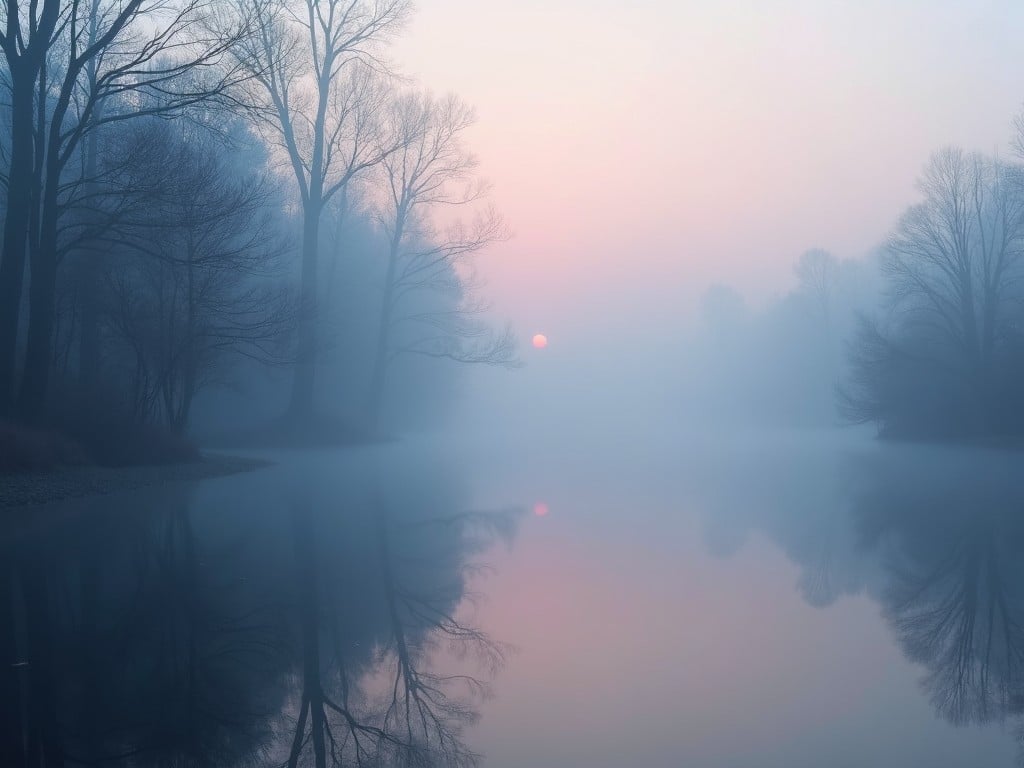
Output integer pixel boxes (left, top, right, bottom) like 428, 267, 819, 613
5, 428, 1023, 767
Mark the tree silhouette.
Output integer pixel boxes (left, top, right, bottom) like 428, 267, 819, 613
850, 452, 1024, 726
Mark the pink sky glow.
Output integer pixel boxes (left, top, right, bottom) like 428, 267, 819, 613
394, 0, 1024, 345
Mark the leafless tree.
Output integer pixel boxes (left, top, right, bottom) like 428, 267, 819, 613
227, 0, 409, 419
842, 148, 1024, 434
102, 121, 288, 431
0, 0, 62, 412
794, 248, 838, 327
367, 91, 515, 430
0, 0, 250, 418
884, 148, 1024, 384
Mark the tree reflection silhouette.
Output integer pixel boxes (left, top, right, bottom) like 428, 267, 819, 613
0, 458, 517, 768
373, 498, 510, 767
850, 453, 1024, 728
0, 487, 289, 767
281, 471, 514, 768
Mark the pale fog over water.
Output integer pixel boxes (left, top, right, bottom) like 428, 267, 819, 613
9, 421, 1024, 767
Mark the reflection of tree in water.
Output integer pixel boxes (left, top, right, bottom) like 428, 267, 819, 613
282, 473, 515, 768
690, 440, 1024, 756
690, 439, 867, 609
0, 459, 517, 768
0, 486, 289, 767
850, 453, 1024, 732
373, 501, 512, 767
138, 503, 287, 767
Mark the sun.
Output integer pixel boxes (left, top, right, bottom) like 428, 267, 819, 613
532, 333, 548, 349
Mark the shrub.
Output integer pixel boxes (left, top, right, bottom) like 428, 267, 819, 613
0, 423, 90, 473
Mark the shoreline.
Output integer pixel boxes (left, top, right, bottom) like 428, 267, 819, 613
0, 454, 272, 509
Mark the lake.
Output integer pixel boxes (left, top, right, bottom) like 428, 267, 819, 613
3, 428, 1023, 767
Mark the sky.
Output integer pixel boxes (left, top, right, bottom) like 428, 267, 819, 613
393, 0, 1024, 346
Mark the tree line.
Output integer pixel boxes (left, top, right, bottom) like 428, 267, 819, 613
0, 0, 515, 452
683, 121, 1024, 442
842, 141, 1024, 439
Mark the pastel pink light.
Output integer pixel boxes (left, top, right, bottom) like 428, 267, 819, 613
393, 1, 1024, 323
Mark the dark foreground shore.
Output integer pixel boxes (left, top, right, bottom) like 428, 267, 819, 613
0, 454, 271, 509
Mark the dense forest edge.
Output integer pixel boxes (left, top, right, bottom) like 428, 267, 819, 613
676, 136, 1024, 446
0, 0, 520, 473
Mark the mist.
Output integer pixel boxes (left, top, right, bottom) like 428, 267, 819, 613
3, 1, 1024, 767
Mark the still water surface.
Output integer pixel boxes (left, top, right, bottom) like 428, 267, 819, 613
5, 429, 1024, 767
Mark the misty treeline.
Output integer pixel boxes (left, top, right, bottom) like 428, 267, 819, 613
678, 249, 879, 429
683, 122, 1024, 441
0, 0, 515, 456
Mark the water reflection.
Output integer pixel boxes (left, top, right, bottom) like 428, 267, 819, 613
676, 436, 1024, 761
848, 451, 1024, 730
0, 457, 517, 768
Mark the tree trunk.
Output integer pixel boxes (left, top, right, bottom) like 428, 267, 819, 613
18, 172, 61, 420
77, 128, 102, 397
366, 346, 388, 434
77, 273, 101, 395
288, 52, 330, 422
172, 247, 198, 434
367, 219, 403, 432
367, 265, 396, 432
289, 202, 321, 420
0, 67, 38, 414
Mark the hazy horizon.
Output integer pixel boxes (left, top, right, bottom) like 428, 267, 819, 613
395, 0, 1024, 346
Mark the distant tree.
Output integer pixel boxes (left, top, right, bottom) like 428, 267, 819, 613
698, 283, 748, 340
680, 253, 882, 429
886, 149, 1024, 380
842, 148, 1024, 438
366, 91, 515, 430
794, 248, 838, 327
